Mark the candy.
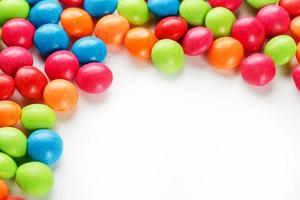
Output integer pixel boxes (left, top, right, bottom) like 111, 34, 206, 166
246, 0, 279, 9
27, 0, 43, 5
125, 27, 157, 59
0, 46, 33, 76
15, 66, 48, 100
0, 100, 21, 127
45, 50, 79, 81
2, 19, 35, 49
16, 162, 53, 196
0, 152, 17, 179
0, 0, 30, 25
71, 36, 107, 65
148, 0, 180, 18
94, 14, 130, 45
292, 65, 300, 91
264, 35, 297, 66
0, 127, 27, 158
28, 129, 63, 165
21, 104, 56, 130
0, 73, 14, 100
290, 16, 300, 39
117, 0, 150, 25
84, 0, 118, 18
232, 17, 266, 52
179, 0, 211, 26
34, 24, 70, 57
6, 197, 26, 200
59, 0, 83, 6
208, 37, 244, 69
297, 43, 300, 63
205, 7, 236, 37
208, 0, 242, 11
60, 7, 94, 38
182, 27, 213, 56
279, 0, 300, 17
43, 79, 78, 111
151, 39, 185, 74
0, 180, 8, 200
76, 63, 113, 94
155, 17, 188, 41
256, 5, 290, 37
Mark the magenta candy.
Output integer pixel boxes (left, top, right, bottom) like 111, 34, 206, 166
155, 17, 188, 41
181, 27, 213, 56
292, 66, 300, 91
2, 19, 35, 49
76, 63, 113, 94
256, 5, 290, 37
0, 73, 15, 100
208, 0, 242, 11
240, 53, 276, 86
45, 50, 79, 81
232, 17, 266, 52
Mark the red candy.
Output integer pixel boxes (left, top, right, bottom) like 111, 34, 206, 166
59, 0, 83, 6
6, 197, 26, 200
0, 47, 33, 76
208, 0, 242, 11
15, 66, 48, 100
0, 73, 15, 100
293, 66, 300, 91
232, 17, 266, 52
76, 63, 113, 94
155, 17, 188, 41
240, 53, 276, 86
2, 19, 35, 49
45, 50, 79, 81
279, 0, 300, 17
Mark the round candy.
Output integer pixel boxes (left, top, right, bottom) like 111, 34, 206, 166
76, 63, 113, 94
125, 27, 157, 59
256, 5, 290, 37
291, 16, 300, 39
43, 79, 78, 111
208, 37, 244, 69
246, 0, 279, 9
297, 43, 300, 63
117, 0, 150, 25
2, 19, 35, 49
0, 46, 33, 76
60, 8, 94, 38
205, 7, 236, 37
232, 17, 266, 52
0, 0, 30, 25
28, 129, 63, 165
0, 152, 17, 179
21, 104, 56, 130
208, 0, 242, 11
179, 0, 211, 26
34, 24, 69, 57
292, 65, 300, 91
0, 73, 15, 100
0, 100, 21, 127
84, 0, 117, 18
45, 50, 79, 81
27, 0, 43, 5
15, 66, 48, 100
0, 127, 27, 158
279, 0, 300, 16
94, 14, 130, 45
0, 180, 8, 200
155, 17, 188, 41
148, 0, 180, 18
264, 35, 296, 66
59, 0, 83, 6
151, 39, 185, 74
6, 197, 26, 200
71, 36, 107, 65
16, 162, 53, 196
182, 27, 213, 56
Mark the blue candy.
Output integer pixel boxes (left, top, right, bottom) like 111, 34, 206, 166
71, 36, 107, 65
28, 129, 63, 165
148, 0, 180, 18
84, 0, 117, 18
26, 0, 43, 5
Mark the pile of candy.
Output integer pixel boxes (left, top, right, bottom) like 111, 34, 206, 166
0, 0, 300, 199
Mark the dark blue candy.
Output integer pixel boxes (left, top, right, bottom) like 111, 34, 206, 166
84, 0, 117, 18
148, 0, 180, 18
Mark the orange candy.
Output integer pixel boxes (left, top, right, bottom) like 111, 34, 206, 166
43, 79, 78, 112
0, 100, 21, 127
208, 37, 244, 69
291, 16, 300, 39
0, 180, 8, 200
60, 8, 94, 38
124, 27, 157, 59
95, 14, 130, 45
297, 43, 300, 64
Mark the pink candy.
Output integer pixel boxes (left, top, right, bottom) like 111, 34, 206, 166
292, 66, 300, 91
208, 0, 242, 11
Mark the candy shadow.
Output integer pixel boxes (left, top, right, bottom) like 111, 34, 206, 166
79, 90, 112, 104
243, 83, 274, 96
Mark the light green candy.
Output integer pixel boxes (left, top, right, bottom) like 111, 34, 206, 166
151, 39, 185, 74
0, 152, 17, 179
0, 127, 27, 158
117, 0, 150, 25
16, 162, 54, 196
21, 104, 56, 130
246, 0, 279, 9
179, 0, 211, 26
264, 35, 297, 66
0, 0, 30, 25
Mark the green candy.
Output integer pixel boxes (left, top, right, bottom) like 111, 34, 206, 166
246, 0, 279, 9
0, 127, 27, 158
0, 0, 30, 25
179, 0, 211, 26
16, 162, 54, 196
117, 0, 150, 25
205, 7, 236, 38
264, 35, 297, 66
151, 39, 185, 74
0, 152, 17, 179
21, 104, 56, 130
